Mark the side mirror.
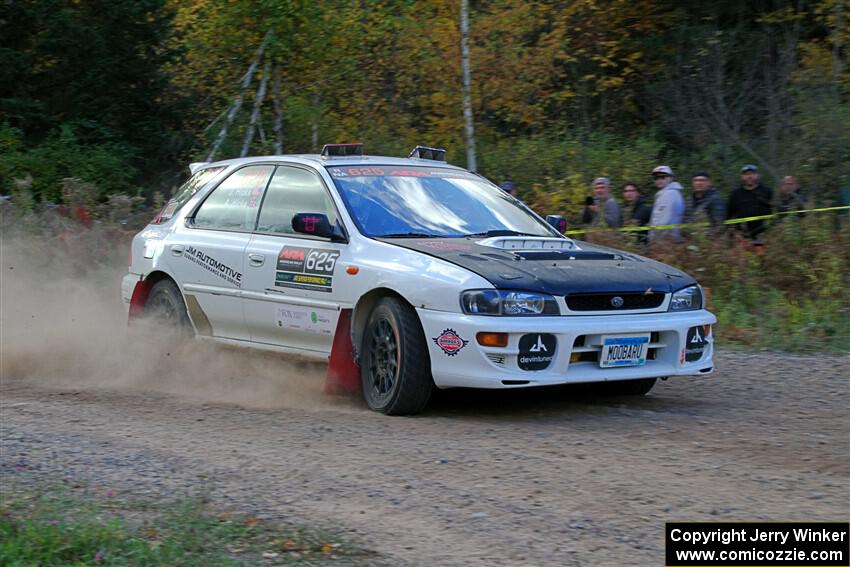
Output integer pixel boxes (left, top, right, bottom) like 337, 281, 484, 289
292, 213, 345, 241
545, 214, 567, 234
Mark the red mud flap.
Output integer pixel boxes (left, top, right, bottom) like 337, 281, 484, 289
324, 309, 361, 395
127, 278, 153, 322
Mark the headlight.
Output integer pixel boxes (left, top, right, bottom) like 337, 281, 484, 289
460, 290, 560, 316
669, 285, 703, 311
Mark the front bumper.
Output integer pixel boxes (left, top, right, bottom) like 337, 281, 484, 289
417, 308, 716, 389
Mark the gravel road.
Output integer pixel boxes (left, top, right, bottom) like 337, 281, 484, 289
1, 351, 848, 566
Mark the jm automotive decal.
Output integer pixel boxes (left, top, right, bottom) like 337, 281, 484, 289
433, 329, 469, 356
184, 246, 243, 287
275, 246, 340, 293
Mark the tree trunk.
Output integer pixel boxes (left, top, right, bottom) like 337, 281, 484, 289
240, 60, 271, 157
272, 65, 284, 154
311, 93, 320, 151
460, 0, 477, 172
206, 30, 272, 162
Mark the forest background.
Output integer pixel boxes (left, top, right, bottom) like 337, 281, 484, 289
1, 0, 848, 351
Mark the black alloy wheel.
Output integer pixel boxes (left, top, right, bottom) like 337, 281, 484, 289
361, 297, 432, 415
144, 278, 193, 335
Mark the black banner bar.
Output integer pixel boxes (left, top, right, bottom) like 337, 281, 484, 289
666, 522, 849, 566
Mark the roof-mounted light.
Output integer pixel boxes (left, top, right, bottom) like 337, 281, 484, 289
408, 145, 447, 161
321, 143, 364, 157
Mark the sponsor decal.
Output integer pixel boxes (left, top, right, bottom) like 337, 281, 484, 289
518, 333, 556, 371
275, 246, 340, 293
328, 167, 479, 180
302, 215, 320, 233
685, 325, 708, 362
432, 329, 469, 356
184, 246, 243, 287
275, 306, 336, 335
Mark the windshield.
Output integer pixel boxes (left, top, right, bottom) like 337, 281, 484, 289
327, 165, 558, 238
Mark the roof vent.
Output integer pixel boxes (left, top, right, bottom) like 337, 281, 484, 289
408, 145, 447, 161
321, 143, 364, 157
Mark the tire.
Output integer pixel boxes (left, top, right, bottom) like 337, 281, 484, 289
360, 296, 433, 415
143, 279, 193, 335
595, 377, 657, 396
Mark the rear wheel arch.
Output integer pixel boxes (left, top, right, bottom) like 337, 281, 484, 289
128, 270, 178, 320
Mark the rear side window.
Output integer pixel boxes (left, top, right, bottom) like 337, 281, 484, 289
256, 166, 338, 234
154, 166, 225, 223
192, 166, 274, 231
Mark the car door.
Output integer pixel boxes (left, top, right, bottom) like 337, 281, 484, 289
241, 164, 351, 353
166, 164, 274, 340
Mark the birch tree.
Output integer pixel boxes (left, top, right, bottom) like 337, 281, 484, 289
206, 29, 272, 161
240, 59, 271, 157
460, 0, 477, 172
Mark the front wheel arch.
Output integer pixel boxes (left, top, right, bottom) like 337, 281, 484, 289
352, 288, 417, 363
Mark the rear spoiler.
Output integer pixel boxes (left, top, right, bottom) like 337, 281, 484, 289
189, 162, 210, 175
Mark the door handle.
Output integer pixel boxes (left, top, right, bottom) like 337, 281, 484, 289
171, 244, 185, 256
248, 253, 265, 267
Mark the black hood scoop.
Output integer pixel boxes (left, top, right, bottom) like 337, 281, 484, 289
514, 250, 617, 261
379, 237, 695, 296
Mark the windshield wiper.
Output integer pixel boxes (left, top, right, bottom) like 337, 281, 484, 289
379, 232, 443, 238
463, 229, 543, 238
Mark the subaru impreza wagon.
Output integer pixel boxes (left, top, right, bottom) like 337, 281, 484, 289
122, 144, 715, 415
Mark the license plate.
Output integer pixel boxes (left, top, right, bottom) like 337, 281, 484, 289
600, 334, 650, 368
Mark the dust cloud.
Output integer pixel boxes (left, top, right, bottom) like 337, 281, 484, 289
0, 224, 350, 411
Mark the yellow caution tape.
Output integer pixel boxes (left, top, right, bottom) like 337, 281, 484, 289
562, 205, 850, 236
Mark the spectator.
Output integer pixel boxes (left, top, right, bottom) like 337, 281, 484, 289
622, 181, 652, 243
590, 176, 621, 228
687, 171, 725, 229
580, 196, 595, 225
648, 165, 685, 241
777, 175, 807, 217
499, 180, 518, 198
727, 164, 773, 240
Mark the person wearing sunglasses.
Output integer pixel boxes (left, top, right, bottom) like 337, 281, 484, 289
648, 165, 685, 242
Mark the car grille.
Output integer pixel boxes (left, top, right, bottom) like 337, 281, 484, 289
566, 292, 665, 311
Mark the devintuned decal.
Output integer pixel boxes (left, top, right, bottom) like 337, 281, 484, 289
433, 329, 468, 356
184, 246, 243, 287
275, 246, 340, 293
275, 306, 336, 335
685, 325, 708, 362
518, 333, 556, 371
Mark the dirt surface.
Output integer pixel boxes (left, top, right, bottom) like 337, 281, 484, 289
1, 351, 848, 566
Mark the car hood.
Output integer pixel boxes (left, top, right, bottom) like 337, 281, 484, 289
378, 237, 696, 295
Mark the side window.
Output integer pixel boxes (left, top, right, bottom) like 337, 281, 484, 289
193, 166, 274, 231
256, 166, 339, 234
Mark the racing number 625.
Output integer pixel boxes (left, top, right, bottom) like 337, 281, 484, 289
305, 250, 339, 274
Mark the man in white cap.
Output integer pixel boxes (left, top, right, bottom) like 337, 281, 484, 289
648, 165, 685, 241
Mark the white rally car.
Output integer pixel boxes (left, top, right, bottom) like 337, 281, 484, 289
122, 144, 716, 415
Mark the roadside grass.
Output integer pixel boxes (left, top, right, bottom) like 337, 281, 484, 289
0, 481, 376, 566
